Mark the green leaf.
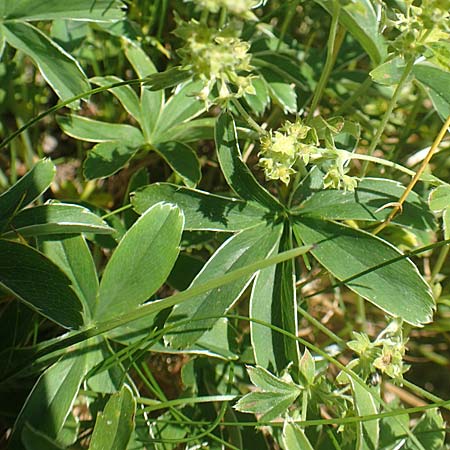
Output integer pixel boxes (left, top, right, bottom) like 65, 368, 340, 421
144, 66, 192, 91
95, 203, 184, 321
235, 391, 299, 422
2, 22, 90, 106
83, 141, 139, 180
426, 41, 450, 71
89, 385, 136, 450
156, 117, 215, 143
259, 67, 297, 114
247, 366, 299, 394
152, 80, 205, 143
39, 235, 98, 320
132, 183, 269, 232
0, 159, 55, 231
293, 218, 434, 326
235, 367, 301, 422
370, 57, 409, 86
405, 409, 445, 450
154, 141, 201, 188
90, 76, 142, 123
379, 408, 409, 450
51, 19, 89, 53
168, 253, 204, 291
167, 222, 283, 348
9, 353, 88, 450
429, 185, 450, 211
443, 208, 450, 240
299, 349, 315, 386
22, 423, 66, 450
244, 77, 270, 116
85, 338, 125, 394
0, 239, 84, 328
349, 377, 379, 450
282, 420, 314, 450
294, 178, 436, 232
215, 112, 283, 212
314, 0, 387, 65
251, 225, 299, 372
2, 203, 114, 238
0, 0, 125, 22
57, 115, 144, 145
413, 64, 450, 121
125, 42, 163, 141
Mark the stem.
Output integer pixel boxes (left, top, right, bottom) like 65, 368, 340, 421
0, 78, 147, 151
430, 244, 449, 284
361, 57, 415, 176
231, 98, 266, 135
335, 76, 372, 116
373, 114, 450, 234
276, 0, 300, 51
101, 204, 133, 220
307, 1, 342, 123
301, 389, 308, 422
339, 150, 443, 184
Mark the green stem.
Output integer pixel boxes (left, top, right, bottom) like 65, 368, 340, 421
0, 78, 147, 151
335, 76, 372, 116
231, 98, 266, 135
276, 0, 300, 51
307, 0, 342, 123
401, 379, 446, 406
430, 244, 449, 284
361, 57, 415, 176
339, 150, 443, 184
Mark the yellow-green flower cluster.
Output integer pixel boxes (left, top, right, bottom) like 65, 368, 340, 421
259, 120, 319, 185
192, 0, 259, 19
390, 0, 450, 57
175, 20, 254, 102
323, 163, 358, 192
347, 319, 409, 381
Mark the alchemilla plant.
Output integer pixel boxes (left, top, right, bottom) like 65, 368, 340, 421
0, 0, 449, 449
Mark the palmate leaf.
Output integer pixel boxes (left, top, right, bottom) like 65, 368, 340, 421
1, 22, 90, 107
235, 366, 301, 422
57, 115, 144, 145
131, 183, 270, 232
167, 222, 283, 349
152, 80, 205, 143
95, 203, 184, 321
0, 239, 84, 328
2, 203, 114, 238
293, 218, 434, 326
294, 178, 436, 232
83, 142, 139, 180
282, 420, 315, 450
124, 41, 163, 140
0, 0, 125, 22
90, 75, 142, 123
413, 63, 450, 120
0, 159, 55, 231
89, 385, 136, 450
347, 376, 380, 450
39, 234, 98, 320
250, 225, 299, 373
9, 352, 88, 450
154, 141, 201, 188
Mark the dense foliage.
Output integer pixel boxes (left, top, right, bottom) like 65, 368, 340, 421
0, 0, 449, 448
